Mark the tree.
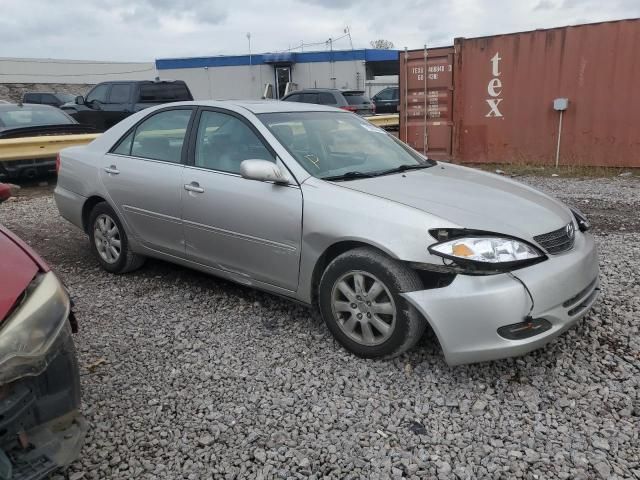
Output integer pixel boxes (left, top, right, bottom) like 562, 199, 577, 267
369, 39, 394, 50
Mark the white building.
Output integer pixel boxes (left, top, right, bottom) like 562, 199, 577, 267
155, 49, 399, 100
0, 57, 156, 84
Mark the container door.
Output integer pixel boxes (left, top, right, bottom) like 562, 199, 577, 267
399, 47, 455, 160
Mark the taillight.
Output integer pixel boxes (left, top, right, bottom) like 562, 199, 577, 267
56, 152, 61, 174
340, 105, 357, 112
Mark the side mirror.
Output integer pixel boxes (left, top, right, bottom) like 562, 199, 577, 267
75, 96, 84, 105
240, 159, 290, 184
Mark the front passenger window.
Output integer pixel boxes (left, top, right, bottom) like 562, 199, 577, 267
130, 109, 192, 163
195, 111, 275, 174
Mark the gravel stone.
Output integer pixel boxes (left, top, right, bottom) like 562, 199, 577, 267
593, 461, 611, 479
1, 175, 638, 479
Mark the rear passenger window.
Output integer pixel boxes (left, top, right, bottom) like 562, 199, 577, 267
24, 93, 40, 103
41, 94, 58, 105
318, 92, 336, 105
108, 84, 132, 103
301, 93, 319, 103
129, 109, 192, 163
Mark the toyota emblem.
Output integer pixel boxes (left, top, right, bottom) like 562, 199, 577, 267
566, 222, 575, 238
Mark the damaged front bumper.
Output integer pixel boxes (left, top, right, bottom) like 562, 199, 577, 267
0, 273, 86, 480
403, 231, 600, 365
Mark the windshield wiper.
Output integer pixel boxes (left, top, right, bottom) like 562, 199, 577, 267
323, 171, 375, 181
374, 163, 435, 176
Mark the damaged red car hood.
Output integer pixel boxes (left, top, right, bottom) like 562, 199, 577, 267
0, 224, 49, 322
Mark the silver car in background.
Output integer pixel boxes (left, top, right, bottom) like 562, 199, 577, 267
54, 101, 599, 364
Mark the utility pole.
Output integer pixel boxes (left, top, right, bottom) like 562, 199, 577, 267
247, 32, 252, 66
345, 26, 354, 50
328, 37, 335, 88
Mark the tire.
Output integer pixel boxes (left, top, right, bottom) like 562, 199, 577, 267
318, 247, 427, 359
88, 202, 145, 274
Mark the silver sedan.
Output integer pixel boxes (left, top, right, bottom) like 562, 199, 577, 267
54, 101, 599, 364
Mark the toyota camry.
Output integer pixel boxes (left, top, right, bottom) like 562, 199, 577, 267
54, 101, 599, 364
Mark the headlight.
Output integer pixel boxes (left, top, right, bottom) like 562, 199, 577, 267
429, 236, 543, 264
0, 272, 70, 384
570, 207, 590, 232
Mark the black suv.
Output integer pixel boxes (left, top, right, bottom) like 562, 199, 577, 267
371, 87, 399, 114
22, 92, 76, 108
282, 89, 374, 116
61, 80, 193, 131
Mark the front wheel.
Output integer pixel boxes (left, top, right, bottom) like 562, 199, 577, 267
318, 247, 426, 359
88, 202, 145, 274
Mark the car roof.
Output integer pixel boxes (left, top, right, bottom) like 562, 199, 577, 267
287, 88, 365, 94
160, 100, 343, 114
95, 80, 188, 85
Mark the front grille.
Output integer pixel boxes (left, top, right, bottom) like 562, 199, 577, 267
533, 223, 575, 254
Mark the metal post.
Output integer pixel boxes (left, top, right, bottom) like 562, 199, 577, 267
404, 47, 409, 143
423, 44, 428, 156
555, 110, 563, 168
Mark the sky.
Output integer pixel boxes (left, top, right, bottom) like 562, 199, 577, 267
0, 0, 638, 61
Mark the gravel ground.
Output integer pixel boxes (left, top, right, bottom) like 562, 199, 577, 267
1, 176, 639, 480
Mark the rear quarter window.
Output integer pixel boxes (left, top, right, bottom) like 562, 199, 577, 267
343, 93, 371, 105
138, 83, 192, 102
318, 92, 337, 105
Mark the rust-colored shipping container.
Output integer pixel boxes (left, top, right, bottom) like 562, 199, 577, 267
400, 19, 640, 167
399, 47, 455, 160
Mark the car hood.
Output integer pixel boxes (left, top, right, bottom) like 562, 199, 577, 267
0, 225, 48, 323
335, 163, 572, 240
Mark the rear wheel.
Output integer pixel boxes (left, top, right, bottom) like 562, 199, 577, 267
88, 202, 145, 274
318, 247, 426, 358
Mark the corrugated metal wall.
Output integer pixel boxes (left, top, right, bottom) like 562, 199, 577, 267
400, 19, 640, 167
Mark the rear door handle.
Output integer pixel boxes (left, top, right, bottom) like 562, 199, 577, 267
104, 165, 120, 174
184, 182, 204, 193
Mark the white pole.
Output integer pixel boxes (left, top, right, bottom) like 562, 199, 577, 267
555, 110, 563, 168
247, 32, 252, 66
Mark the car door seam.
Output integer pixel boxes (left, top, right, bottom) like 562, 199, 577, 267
183, 219, 297, 252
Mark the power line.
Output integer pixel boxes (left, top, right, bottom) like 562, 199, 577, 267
274, 32, 352, 53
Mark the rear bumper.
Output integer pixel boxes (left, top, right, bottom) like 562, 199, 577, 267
53, 186, 86, 231
403, 231, 599, 365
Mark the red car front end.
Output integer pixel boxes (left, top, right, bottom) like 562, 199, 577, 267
0, 189, 85, 479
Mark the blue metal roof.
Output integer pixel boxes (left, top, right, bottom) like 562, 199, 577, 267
156, 49, 399, 70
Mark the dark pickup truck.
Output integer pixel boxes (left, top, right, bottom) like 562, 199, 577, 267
61, 80, 193, 132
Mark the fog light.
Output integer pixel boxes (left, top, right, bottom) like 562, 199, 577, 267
497, 318, 552, 340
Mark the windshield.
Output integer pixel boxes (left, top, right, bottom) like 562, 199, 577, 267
59, 93, 75, 103
258, 112, 434, 179
0, 106, 73, 128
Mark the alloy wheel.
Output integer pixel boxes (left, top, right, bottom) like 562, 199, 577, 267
93, 213, 121, 264
330, 270, 397, 346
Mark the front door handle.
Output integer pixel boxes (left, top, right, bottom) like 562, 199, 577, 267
104, 165, 120, 174
184, 182, 204, 193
